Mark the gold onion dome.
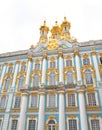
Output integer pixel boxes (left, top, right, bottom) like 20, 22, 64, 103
51, 20, 62, 35
61, 16, 71, 30
39, 20, 49, 33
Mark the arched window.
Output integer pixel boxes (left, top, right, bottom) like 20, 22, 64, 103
67, 70, 73, 84
48, 120, 55, 130
33, 74, 39, 87
49, 72, 56, 85
85, 69, 93, 84
18, 75, 24, 89
4, 76, 10, 90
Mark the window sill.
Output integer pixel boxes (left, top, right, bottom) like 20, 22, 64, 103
87, 105, 100, 111
66, 106, 78, 112
46, 107, 58, 112
28, 108, 38, 112
12, 108, 20, 113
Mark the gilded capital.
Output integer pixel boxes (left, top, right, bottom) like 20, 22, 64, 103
91, 51, 96, 55
74, 52, 79, 56
58, 53, 63, 58
28, 58, 32, 62
4, 63, 8, 66
16, 61, 20, 64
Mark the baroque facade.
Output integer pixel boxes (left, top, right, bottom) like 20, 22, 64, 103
0, 17, 102, 130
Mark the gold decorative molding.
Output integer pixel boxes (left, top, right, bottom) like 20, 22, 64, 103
99, 65, 102, 76
90, 114, 99, 118
87, 106, 100, 111
21, 61, 26, 65
48, 116, 55, 119
58, 53, 63, 58
83, 53, 89, 58
66, 55, 72, 60
9, 63, 13, 67
4, 63, 8, 66
16, 93, 21, 96
46, 39, 59, 50
49, 57, 56, 61
91, 51, 96, 55
67, 90, 75, 94
16, 61, 20, 64
66, 107, 78, 112
86, 88, 95, 92
30, 70, 42, 82
22, 93, 28, 96
0, 116, 2, 118
0, 109, 5, 113
12, 108, 20, 113
31, 92, 38, 96
68, 115, 76, 118
74, 52, 79, 56
35, 59, 40, 63
28, 58, 32, 62
48, 91, 56, 94
12, 115, 18, 118
28, 108, 38, 112
29, 115, 35, 119
46, 108, 58, 112
99, 53, 102, 57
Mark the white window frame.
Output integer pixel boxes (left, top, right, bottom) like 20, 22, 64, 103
67, 117, 79, 130
12, 96, 21, 109
9, 117, 19, 130
89, 117, 102, 130
0, 117, 3, 129
86, 92, 99, 106
27, 117, 37, 130
29, 95, 39, 108
48, 57, 57, 68
49, 72, 56, 86
66, 93, 77, 107
47, 94, 57, 108
0, 96, 7, 109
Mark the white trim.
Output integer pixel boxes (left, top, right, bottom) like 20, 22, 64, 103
0, 117, 3, 130
12, 95, 21, 109
29, 95, 39, 108
66, 93, 77, 107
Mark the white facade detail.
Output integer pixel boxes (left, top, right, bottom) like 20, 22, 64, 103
59, 56, 64, 83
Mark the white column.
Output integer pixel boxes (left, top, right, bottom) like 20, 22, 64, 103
25, 58, 32, 86
78, 88, 88, 130
59, 91, 65, 130
0, 63, 7, 89
75, 52, 82, 83
41, 55, 47, 85
18, 92, 28, 130
92, 52, 101, 81
12, 61, 20, 87
38, 92, 45, 130
59, 53, 64, 83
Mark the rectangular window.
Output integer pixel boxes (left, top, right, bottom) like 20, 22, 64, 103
91, 119, 100, 130
0, 119, 2, 129
31, 95, 38, 108
8, 67, 13, 73
100, 57, 102, 64
21, 65, 26, 72
35, 64, 40, 70
0, 96, 6, 109
11, 119, 18, 130
48, 95, 56, 108
50, 62, 56, 68
66, 60, 72, 66
68, 119, 77, 130
87, 93, 96, 106
14, 96, 21, 108
68, 94, 75, 107
28, 120, 36, 130
83, 58, 90, 65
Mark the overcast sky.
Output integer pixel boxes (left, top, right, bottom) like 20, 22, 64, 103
0, 0, 102, 53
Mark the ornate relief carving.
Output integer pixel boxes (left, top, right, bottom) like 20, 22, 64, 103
66, 55, 72, 60
68, 115, 76, 118
46, 39, 59, 50
87, 106, 100, 111
83, 53, 89, 58
47, 68, 58, 80
35, 59, 40, 63
66, 107, 78, 112
99, 65, 102, 76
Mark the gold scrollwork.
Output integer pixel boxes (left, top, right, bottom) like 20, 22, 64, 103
87, 106, 100, 111
99, 65, 102, 76
16, 71, 26, 83
83, 53, 89, 58
47, 68, 58, 80
30, 70, 42, 82
66, 55, 72, 60
66, 107, 78, 112
68, 115, 76, 118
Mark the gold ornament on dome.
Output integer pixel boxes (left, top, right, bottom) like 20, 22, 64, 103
46, 39, 59, 50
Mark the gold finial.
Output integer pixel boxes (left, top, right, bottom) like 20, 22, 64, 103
55, 20, 58, 26
64, 16, 67, 21
44, 20, 46, 26
30, 44, 34, 48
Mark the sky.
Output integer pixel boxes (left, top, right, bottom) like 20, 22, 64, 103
0, 0, 102, 53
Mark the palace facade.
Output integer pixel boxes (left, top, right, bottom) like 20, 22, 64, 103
0, 17, 102, 130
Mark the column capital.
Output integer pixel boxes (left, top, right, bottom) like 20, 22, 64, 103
16, 61, 20, 64
74, 51, 79, 56
4, 63, 8, 66
28, 57, 32, 62
58, 52, 63, 58
91, 51, 96, 56
58, 90, 65, 95
39, 91, 45, 95
43, 55, 47, 59
21, 92, 28, 96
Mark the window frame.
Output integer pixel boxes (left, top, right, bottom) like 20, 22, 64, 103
47, 94, 57, 108
29, 95, 39, 108
66, 93, 77, 107
9, 117, 19, 130
0, 96, 7, 109
13, 96, 21, 109
27, 117, 37, 130
67, 117, 79, 130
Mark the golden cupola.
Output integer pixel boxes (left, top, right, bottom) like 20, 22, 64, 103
61, 17, 71, 41
38, 20, 49, 44
51, 21, 61, 40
